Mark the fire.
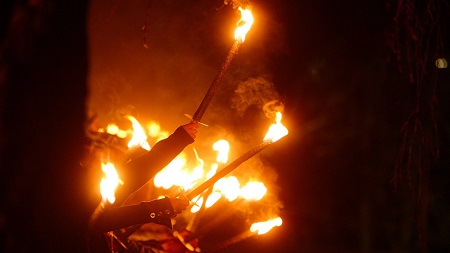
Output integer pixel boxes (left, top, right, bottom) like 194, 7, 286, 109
205, 192, 222, 208
100, 162, 123, 204
263, 112, 288, 143
147, 121, 169, 142
250, 217, 282, 235
154, 148, 206, 191
147, 121, 161, 138
213, 140, 230, 164
214, 176, 240, 201
190, 195, 203, 213
234, 7, 254, 43
100, 123, 128, 138
96, 115, 277, 214
240, 181, 267, 201
127, 116, 151, 150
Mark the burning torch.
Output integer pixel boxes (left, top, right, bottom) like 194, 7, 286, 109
189, 7, 254, 123
186, 111, 288, 201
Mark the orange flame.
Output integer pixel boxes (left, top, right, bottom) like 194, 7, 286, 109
154, 148, 206, 191
100, 162, 123, 204
101, 123, 128, 138
213, 140, 230, 164
147, 121, 169, 142
190, 195, 203, 213
264, 112, 288, 142
127, 116, 150, 150
250, 217, 283, 235
240, 181, 267, 201
234, 7, 254, 43
205, 192, 222, 208
214, 176, 240, 201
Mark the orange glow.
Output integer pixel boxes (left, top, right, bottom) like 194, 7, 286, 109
154, 148, 205, 191
190, 195, 203, 213
214, 176, 240, 201
102, 123, 128, 138
240, 181, 267, 201
263, 112, 288, 142
154, 154, 189, 189
206, 164, 218, 180
100, 162, 123, 204
147, 121, 169, 142
127, 116, 150, 150
205, 192, 222, 208
147, 121, 161, 138
234, 7, 254, 43
213, 140, 230, 164
250, 217, 282, 235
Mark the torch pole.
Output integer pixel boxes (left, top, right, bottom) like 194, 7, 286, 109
192, 40, 241, 122
186, 141, 271, 200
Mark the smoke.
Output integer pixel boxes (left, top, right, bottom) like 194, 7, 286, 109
231, 76, 282, 119
224, 0, 253, 9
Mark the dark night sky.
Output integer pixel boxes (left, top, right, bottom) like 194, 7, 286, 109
85, 0, 450, 252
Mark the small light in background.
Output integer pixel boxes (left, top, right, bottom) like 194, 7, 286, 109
435, 58, 448, 69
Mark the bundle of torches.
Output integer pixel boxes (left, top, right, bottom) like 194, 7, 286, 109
95, 5, 288, 253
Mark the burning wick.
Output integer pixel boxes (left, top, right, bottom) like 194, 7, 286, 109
186, 112, 288, 200
192, 7, 254, 122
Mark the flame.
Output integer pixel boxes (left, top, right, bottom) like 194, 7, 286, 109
154, 149, 205, 191
154, 154, 190, 189
147, 121, 161, 138
213, 140, 230, 164
234, 7, 254, 43
127, 116, 150, 150
206, 164, 218, 180
100, 162, 123, 204
147, 121, 169, 142
263, 112, 288, 142
102, 123, 128, 138
214, 176, 240, 201
250, 217, 282, 235
190, 195, 203, 213
205, 192, 222, 208
240, 181, 267, 201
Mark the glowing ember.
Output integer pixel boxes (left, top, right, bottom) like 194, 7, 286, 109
264, 112, 288, 142
100, 162, 123, 204
234, 7, 254, 43
127, 116, 150, 150
250, 217, 282, 235
240, 181, 267, 201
